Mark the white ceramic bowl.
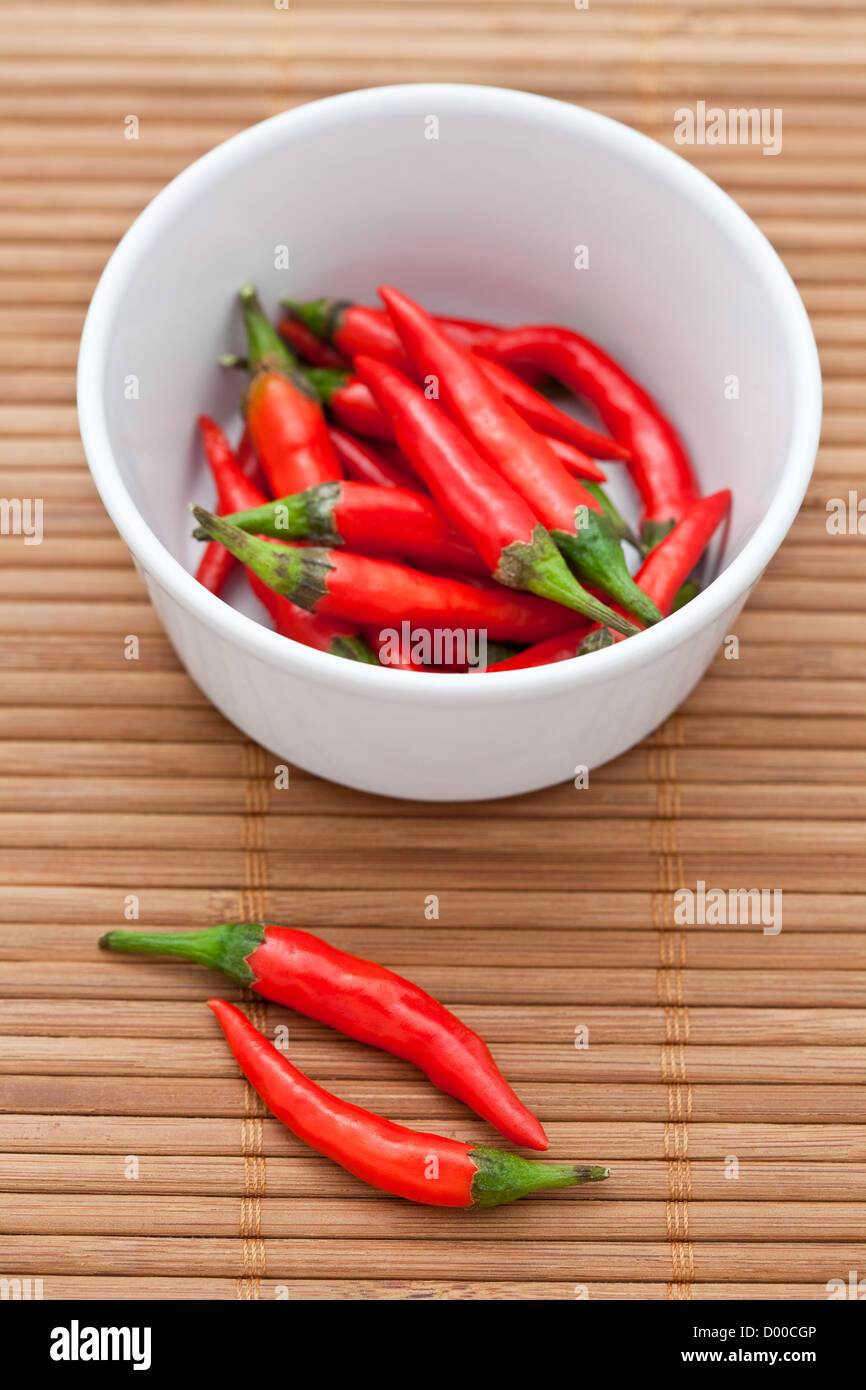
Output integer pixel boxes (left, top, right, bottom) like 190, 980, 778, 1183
78, 84, 821, 801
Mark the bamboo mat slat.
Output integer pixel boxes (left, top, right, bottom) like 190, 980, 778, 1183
0, 0, 863, 1303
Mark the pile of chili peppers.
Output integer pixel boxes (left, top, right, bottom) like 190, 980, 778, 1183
101, 922, 609, 1207
190, 284, 731, 671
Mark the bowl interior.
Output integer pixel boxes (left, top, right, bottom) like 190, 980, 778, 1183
92, 87, 806, 628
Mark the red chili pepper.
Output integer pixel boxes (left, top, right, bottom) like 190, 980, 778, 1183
539, 490, 732, 661
101, 921, 547, 1148
239, 287, 343, 495
366, 626, 425, 670
315, 370, 395, 440
194, 416, 264, 597
486, 623, 594, 671
377, 287, 660, 629
192, 507, 599, 644
541, 434, 606, 483
353, 355, 639, 636
206, 1000, 609, 1205
634, 489, 731, 616
192, 417, 373, 661
328, 378, 605, 483
287, 298, 628, 460
277, 316, 351, 370
200, 480, 489, 576
327, 427, 424, 492
477, 325, 699, 548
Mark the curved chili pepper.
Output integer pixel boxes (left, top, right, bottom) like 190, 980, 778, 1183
477, 325, 699, 548
378, 287, 660, 629
206, 1000, 609, 1205
353, 355, 638, 636
239, 287, 343, 494
327, 427, 424, 492
634, 489, 731, 617
101, 921, 546, 1148
287, 297, 628, 460
192, 417, 374, 661
197, 481, 489, 577
192, 508, 595, 644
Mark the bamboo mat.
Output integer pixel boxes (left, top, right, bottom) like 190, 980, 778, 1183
1, 0, 865, 1302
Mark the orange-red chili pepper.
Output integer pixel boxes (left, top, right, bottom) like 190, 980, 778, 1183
378, 287, 660, 629
192, 508, 599, 644
205, 999, 609, 1205
239, 287, 343, 495
477, 324, 699, 548
353, 355, 639, 636
101, 922, 547, 1148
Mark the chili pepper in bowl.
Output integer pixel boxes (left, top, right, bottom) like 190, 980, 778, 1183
192, 507, 598, 643
196, 481, 489, 575
286, 297, 626, 458
193, 420, 375, 661
378, 286, 661, 630
328, 427, 424, 492
207, 1000, 609, 1205
476, 324, 699, 549
101, 921, 547, 1148
634, 489, 731, 616
239, 286, 343, 494
277, 316, 350, 370
194, 415, 261, 598
353, 355, 639, 637
538, 434, 607, 483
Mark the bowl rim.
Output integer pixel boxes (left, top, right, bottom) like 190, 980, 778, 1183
77, 82, 822, 703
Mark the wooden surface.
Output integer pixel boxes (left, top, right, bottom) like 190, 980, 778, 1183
1, 0, 865, 1301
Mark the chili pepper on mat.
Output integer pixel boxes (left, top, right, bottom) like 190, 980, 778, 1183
378, 287, 660, 629
353, 355, 639, 637
477, 324, 699, 548
192, 508, 591, 644
206, 999, 609, 1204
286, 297, 625, 458
196, 480, 488, 576
100, 922, 547, 1148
